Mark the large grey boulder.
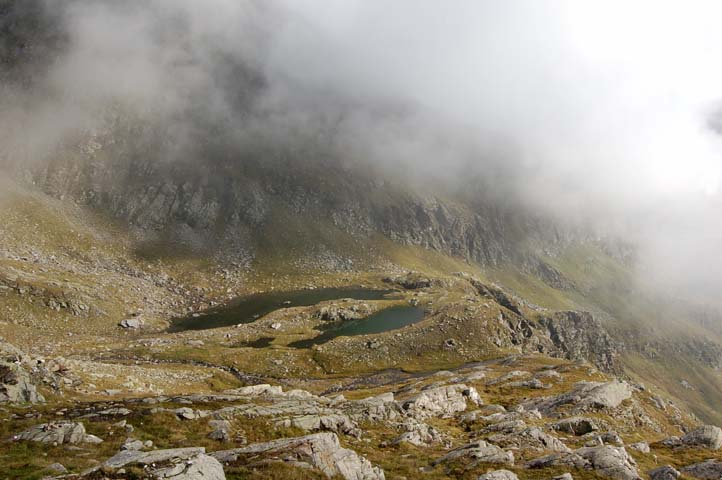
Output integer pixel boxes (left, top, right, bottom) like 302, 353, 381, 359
401, 384, 481, 419
432, 440, 514, 467
649, 465, 681, 480
12, 422, 101, 445
680, 460, 722, 479
98, 447, 225, 479
679, 425, 722, 450
211, 432, 384, 480
575, 446, 640, 480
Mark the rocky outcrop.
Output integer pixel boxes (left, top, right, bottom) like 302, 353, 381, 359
212, 432, 384, 480
463, 277, 620, 372
12, 422, 101, 444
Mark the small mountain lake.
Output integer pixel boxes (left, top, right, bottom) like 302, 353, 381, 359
168, 287, 398, 332
289, 305, 425, 349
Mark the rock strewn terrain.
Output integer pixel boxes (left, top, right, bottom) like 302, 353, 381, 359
1, 345, 717, 480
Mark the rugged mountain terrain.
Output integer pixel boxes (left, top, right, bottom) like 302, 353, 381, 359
3, 2, 722, 479
2, 180, 722, 479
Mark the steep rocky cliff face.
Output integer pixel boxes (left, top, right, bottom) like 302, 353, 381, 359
24, 123, 599, 278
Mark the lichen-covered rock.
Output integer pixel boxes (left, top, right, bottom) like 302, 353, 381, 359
212, 432, 384, 480
12, 422, 101, 444
401, 384, 481, 419
432, 440, 514, 467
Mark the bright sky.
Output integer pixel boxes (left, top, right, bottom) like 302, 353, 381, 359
275, 0, 722, 198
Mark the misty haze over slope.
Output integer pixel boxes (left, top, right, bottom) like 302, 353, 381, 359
2, 0, 722, 297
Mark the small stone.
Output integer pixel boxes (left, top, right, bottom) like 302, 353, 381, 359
119, 318, 144, 329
